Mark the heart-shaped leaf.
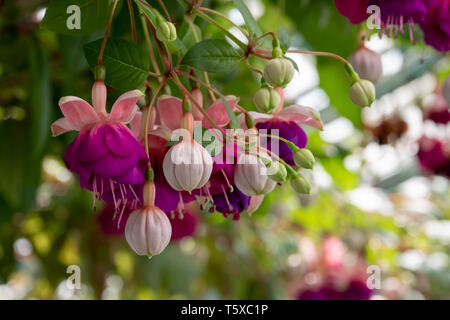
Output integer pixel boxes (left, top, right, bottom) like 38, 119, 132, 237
83, 38, 150, 91
182, 39, 243, 73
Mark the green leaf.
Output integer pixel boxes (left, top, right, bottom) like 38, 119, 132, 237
286, 56, 299, 72
180, 23, 202, 49
219, 93, 240, 130
30, 44, 52, 159
278, 26, 291, 53
83, 38, 150, 90
182, 39, 242, 73
134, 0, 159, 26
232, 0, 262, 37
41, 0, 122, 36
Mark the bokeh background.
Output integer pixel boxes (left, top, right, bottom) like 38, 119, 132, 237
0, 0, 449, 300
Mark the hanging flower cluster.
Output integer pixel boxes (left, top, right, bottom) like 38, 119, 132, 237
49, 0, 380, 258
334, 0, 450, 52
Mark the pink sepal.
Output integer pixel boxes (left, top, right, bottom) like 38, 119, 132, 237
191, 88, 204, 121
58, 96, 99, 130
277, 105, 323, 130
51, 117, 78, 136
157, 95, 183, 131
109, 90, 143, 124
130, 111, 142, 137
203, 96, 239, 129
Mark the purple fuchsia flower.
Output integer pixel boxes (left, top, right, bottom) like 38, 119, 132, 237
417, 136, 450, 178
334, 0, 369, 24
51, 81, 147, 212
367, 0, 438, 42
240, 88, 323, 166
421, 0, 450, 52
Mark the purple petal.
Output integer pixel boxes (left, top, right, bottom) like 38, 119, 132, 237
76, 125, 109, 162
104, 123, 138, 157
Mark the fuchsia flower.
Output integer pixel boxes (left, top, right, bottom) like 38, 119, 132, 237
334, 0, 449, 49
241, 88, 323, 166
162, 112, 213, 193
51, 81, 147, 212
367, 0, 437, 41
334, 0, 369, 24
129, 113, 196, 215
421, 0, 450, 52
417, 136, 450, 178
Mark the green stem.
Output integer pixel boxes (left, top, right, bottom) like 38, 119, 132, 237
259, 133, 300, 152
144, 79, 167, 161
194, 9, 248, 51
97, 0, 119, 65
185, 14, 216, 101
139, 6, 161, 75
198, 7, 249, 38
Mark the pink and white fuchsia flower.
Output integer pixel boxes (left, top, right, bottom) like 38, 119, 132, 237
51, 81, 147, 211
125, 181, 172, 257
162, 112, 213, 193
234, 150, 277, 196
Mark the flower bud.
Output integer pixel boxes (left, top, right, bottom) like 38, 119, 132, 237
253, 87, 281, 114
349, 79, 376, 107
267, 161, 287, 182
293, 149, 315, 169
234, 152, 277, 196
156, 21, 177, 42
291, 173, 311, 194
125, 205, 172, 257
348, 47, 382, 83
443, 75, 450, 106
263, 58, 294, 88
163, 139, 213, 193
